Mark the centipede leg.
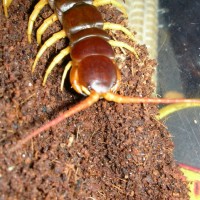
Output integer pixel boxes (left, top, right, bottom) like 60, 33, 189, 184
93, 0, 127, 17
3, 0, 13, 17
81, 86, 91, 96
103, 22, 134, 41
109, 40, 139, 59
27, 0, 49, 43
111, 67, 121, 92
37, 13, 58, 45
70, 67, 91, 96
43, 47, 70, 85
61, 61, 72, 91
32, 30, 66, 72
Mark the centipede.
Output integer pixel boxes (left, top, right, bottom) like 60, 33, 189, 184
2, 0, 200, 152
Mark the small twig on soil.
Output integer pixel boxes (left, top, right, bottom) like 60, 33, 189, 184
20, 93, 36, 105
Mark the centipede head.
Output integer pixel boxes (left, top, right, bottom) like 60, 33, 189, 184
70, 55, 121, 96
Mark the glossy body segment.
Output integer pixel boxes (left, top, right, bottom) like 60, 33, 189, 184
77, 55, 118, 93
62, 3, 103, 37
54, 0, 93, 21
69, 27, 110, 45
70, 36, 115, 61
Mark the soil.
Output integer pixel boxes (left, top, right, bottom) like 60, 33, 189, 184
0, 0, 189, 199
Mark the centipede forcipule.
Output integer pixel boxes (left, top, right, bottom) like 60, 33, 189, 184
2, 0, 200, 153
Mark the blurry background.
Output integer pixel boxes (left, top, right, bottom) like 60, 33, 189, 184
124, 0, 200, 170
125, 1, 200, 198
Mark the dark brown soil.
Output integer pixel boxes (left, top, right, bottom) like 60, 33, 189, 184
0, 0, 189, 199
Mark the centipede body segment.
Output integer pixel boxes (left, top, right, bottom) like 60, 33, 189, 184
2, 0, 200, 151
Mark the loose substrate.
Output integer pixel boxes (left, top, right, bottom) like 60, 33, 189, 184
0, 0, 189, 199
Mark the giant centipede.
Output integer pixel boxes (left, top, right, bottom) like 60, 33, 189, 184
2, 0, 200, 152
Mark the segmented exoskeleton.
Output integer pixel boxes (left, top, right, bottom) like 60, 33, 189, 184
28, 0, 137, 95
2, 0, 200, 151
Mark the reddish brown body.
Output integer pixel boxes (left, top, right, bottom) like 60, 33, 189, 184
3, 0, 200, 152
51, 0, 120, 95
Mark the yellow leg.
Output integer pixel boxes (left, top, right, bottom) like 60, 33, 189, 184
32, 30, 66, 72
93, 0, 127, 17
27, 0, 49, 43
103, 22, 134, 41
60, 61, 72, 91
43, 47, 70, 86
3, 0, 13, 17
111, 67, 121, 92
81, 86, 91, 96
37, 13, 58, 45
109, 40, 139, 59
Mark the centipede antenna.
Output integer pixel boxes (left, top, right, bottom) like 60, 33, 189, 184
103, 92, 200, 104
9, 92, 100, 153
